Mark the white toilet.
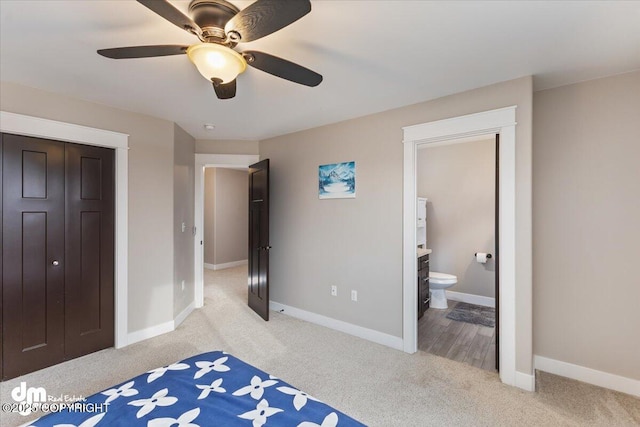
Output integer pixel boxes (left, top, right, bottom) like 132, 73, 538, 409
429, 271, 457, 309
417, 197, 458, 309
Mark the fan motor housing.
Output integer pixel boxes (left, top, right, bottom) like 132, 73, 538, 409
189, 0, 239, 38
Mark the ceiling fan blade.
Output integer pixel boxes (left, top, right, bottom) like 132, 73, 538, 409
212, 78, 237, 99
97, 45, 189, 59
137, 0, 202, 37
225, 0, 311, 42
243, 51, 322, 87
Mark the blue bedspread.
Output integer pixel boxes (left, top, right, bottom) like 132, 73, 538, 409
28, 351, 366, 427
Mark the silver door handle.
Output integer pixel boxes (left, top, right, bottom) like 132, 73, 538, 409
52, 260, 60, 266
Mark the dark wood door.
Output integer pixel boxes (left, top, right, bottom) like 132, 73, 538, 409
495, 134, 500, 371
1, 134, 115, 380
2, 133, 66, 379
0, 134, 2, 379
64, 143, 115, 359
248, 159, 270, 321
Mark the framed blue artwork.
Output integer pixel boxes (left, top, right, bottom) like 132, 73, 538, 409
318, 161, 356, 199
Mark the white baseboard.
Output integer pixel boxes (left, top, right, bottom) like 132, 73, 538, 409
515, 371, 536, 391
127, 300, 197, 346
174, 301, 195, 328
270, 301, 403, 351
127, 320, 174, 346
204, 259, 248, 270
446, 290, 495, 308
534, 355, 640, 397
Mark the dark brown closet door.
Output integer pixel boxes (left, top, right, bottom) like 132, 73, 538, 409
64, 143, 114, 359
2, 133, 66, 379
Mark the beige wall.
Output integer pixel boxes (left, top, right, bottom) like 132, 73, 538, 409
196, 139, 259, 155
204, 168, 216, 265
533, 71, 640, 380
204, 168, 248, 266
5, 69, 637, 386
260, 76, 533, 374
417, 139, 496, 298
173, 124, 195, 317
1, 82, 177, 334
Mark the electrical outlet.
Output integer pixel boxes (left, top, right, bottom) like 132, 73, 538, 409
351, 290, 358, 302
331, 285, 337, 296
181, 280, 185, 291
181, 222, 186, 233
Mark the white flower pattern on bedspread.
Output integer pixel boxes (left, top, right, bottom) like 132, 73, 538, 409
128, 388, 178, 418
277, 386, 321, 410
28, 351, 366, 427
147, 407, 201, 427
146, 362, 190, 383
298, 412, 339, 427
193, 356, 230, 379
233, 375, 279, 400
196, 378, 226, 399
50, 412, 106, 427
101, 381, 138, 403
238, 399, 284, 427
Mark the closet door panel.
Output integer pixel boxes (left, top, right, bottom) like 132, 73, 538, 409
64, 143, 115, 359
1, 133, 65, 379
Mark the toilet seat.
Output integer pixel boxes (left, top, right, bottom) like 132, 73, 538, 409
429, 271, 457, 285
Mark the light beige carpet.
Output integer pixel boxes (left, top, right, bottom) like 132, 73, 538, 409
1, 266, 638, 426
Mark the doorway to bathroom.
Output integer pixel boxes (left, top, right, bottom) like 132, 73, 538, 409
416, 135, 499, 372
402, 106, 524, 388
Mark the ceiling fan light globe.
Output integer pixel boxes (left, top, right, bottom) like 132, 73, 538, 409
187, 43, 246, 84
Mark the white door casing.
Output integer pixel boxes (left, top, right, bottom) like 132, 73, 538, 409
402, 106, 528, 390
1, 111, 129, 348
194, 154, 260, 307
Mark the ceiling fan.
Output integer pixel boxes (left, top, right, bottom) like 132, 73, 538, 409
98, 0, 322, 99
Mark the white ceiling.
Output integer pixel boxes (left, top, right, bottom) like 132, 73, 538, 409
1, 1, 639, 140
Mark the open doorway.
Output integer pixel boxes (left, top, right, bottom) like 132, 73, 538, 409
194, 154, 259, 308
201, 166, 250, 306
203, 167, 249, 271
401, 106, 530, 390
416, 135, 498, 372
